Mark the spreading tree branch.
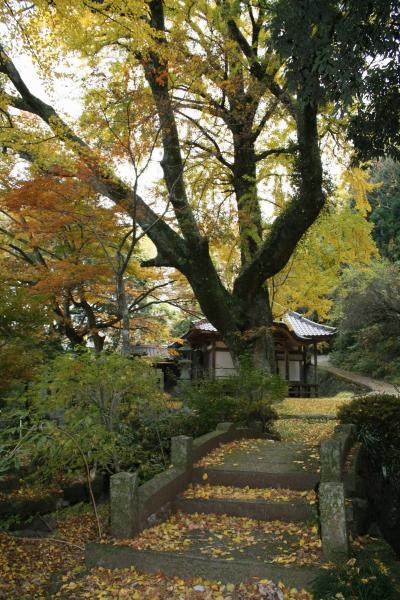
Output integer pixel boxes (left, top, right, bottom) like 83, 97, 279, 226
0, 43, 189, 273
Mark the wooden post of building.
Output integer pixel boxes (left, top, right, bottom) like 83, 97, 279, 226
313, 342, 318, 397
302, 345, 307, 396
212, 339, 216, 379
285, 350, 290, 382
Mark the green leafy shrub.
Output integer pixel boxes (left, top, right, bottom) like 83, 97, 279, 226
1, 350, 213, 489
338, 394, 400, 557
1, 351, 173, 482
338, 394, 400, 461
182, 362, 286, 432
119, 408, 205, 481
181, 378, 238, 432
312, 557, 398, 599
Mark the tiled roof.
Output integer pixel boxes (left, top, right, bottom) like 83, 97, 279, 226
191, 319, 217, 332
190, 312, 336, 341
131, 344, 171, 358
284, 311, 336, 340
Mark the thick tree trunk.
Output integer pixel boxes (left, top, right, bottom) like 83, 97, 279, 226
0, 13, 326, 380
228, 115, 275, 371
219, 287, 276, 374
75, 293, 105, 353
54, 302, 85, 348
232, 133, 263, 265
91, 332, 105, 354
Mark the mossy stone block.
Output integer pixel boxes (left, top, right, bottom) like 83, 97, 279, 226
320, 481, 349, 562
110, 471, 138, 538
320, 438, 342, 482
171, 436, 193, 469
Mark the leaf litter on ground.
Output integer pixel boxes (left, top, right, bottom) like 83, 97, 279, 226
118, 511, 325, 567
275, 394, 352, 417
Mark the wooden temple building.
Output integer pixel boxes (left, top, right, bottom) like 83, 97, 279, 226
175, 312, 336, 397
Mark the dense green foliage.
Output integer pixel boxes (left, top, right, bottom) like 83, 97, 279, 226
182, 364, 287, 432
332, 161, 400, 380
368, 159, 400, 261
332, 261, 400, 382
338, 394, 400, 476
338, 394, 400, 556
312, 557, 398, 600
0, 352, 182, 483
0, 283, 59, 399
1, 352, 287, 487
272, 0, 400, 160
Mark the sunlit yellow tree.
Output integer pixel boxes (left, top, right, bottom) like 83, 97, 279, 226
0, 0, 397, 370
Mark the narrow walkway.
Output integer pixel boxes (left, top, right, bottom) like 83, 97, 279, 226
107, 408, 338, 591
318, 355, 399, 395
114, 432, 324, 589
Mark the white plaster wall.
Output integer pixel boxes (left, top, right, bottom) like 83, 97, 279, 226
277, 360, 286, 379
289, 360, 301, 381
215, 350, 236, 378
277, 359, 301, 381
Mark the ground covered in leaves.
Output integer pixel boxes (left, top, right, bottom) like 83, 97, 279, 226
0, 482, 62, 502
120, 511, 324, 567
57, 570, 312, 599
274, 419, 336, 444
0, 503, 314, 599
0, 504, 98, 599
3, 393, 394, 599
275, 395, 351, 417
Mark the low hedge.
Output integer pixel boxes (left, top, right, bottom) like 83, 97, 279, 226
337, 394, 400, 453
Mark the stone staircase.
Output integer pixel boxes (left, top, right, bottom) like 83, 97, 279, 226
176, 437, 318, 525
87, 434, 329, 590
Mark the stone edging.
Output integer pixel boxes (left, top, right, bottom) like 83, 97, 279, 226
0, 475, 106, 521
278, 413, 336, 421
318, 423, 356, 562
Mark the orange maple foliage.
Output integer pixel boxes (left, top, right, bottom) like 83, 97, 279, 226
0, 172, 170, 350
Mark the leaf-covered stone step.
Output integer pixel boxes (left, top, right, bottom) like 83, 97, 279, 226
181, 484, 317, 504
86, 542, 321, 591
194, 438, 276, 468
192, 467, 319, 491
176, 485, 316, 522
115, 512, 325, 568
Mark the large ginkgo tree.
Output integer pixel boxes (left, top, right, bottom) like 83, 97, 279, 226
0, 0, 398, 370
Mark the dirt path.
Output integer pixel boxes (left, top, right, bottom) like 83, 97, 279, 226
318, 355, 399, 395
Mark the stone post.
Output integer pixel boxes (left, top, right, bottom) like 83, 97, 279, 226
320, 438, 342, 482
334, 424, 356, 460
110, 471, 139, 538
171, 435, 193, 470
319, 481, 349, 561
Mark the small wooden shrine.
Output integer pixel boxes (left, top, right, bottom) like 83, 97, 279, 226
177, 311, 336, 397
